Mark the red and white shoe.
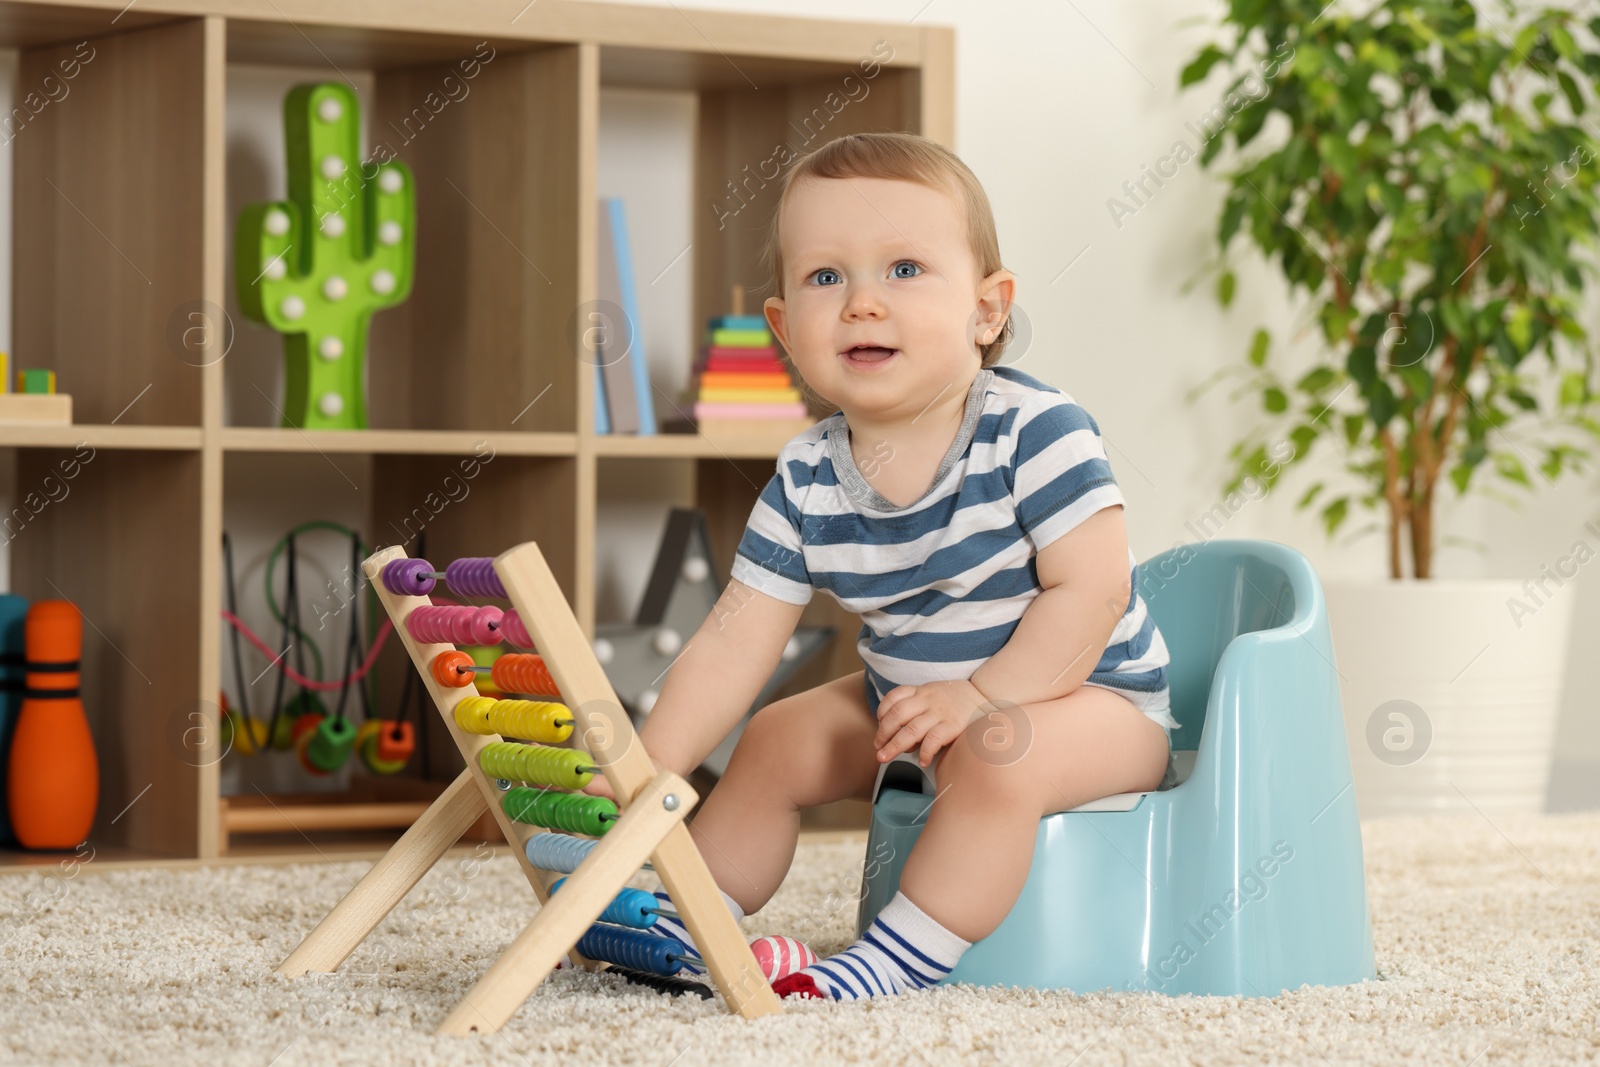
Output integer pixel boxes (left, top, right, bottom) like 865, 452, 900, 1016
747, 935, 818, 982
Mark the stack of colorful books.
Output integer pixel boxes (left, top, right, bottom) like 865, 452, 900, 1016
690, 315, 811, 435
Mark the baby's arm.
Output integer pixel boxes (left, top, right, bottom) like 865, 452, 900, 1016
587, 577, 806, 798
968, 504, 1131, 707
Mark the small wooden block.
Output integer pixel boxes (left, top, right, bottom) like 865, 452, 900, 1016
0, 393, 71, 424
690, 417, 816, 450
18, 369, 56, 394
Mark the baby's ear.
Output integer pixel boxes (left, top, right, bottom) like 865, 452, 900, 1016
763, 297, 788, 348
972, 270, 1015, 355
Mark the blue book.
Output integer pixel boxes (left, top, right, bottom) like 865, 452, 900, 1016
595, 363, 610, 433
606, 197, 657, 435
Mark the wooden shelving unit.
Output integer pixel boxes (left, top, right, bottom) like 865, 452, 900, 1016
0, 0, 952, 866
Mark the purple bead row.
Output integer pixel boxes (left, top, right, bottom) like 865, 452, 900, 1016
382, 556, 506, 599
445, 558, 506, 598
383, 557, 435, 596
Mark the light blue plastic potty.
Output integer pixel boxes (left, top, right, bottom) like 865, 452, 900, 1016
855, 539, 1377, 996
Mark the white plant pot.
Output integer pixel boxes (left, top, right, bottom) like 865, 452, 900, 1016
1323, 577, 1576, 818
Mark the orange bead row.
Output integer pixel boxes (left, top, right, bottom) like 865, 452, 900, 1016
430, 650, 560, 698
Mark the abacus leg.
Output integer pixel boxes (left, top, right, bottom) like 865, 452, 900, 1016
278, 768, 487, 977
652, 822, 784, 1020
437, 770, 698, 1036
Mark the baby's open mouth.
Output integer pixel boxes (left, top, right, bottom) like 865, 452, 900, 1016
841, 345, 898, 364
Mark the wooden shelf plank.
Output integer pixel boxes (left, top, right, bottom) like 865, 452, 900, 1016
205, 0, 930, 74
0, 424, 203, 450
593, 431, 797, 460
221, 427, 577, 455
0, 3, 176, 51
223, 798, 435, 834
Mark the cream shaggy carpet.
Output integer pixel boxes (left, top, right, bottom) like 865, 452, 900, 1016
2, 815, 1597, 1066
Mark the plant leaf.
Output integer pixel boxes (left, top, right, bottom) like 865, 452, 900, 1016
1180, 44, 1228, 87
1494, 451, 1532, 488
1248, 328, 1270, 367
1219, 193, 1248, 246
1507, 304, 1534, 352
1217, 270, 1237, 308
1297, 366, 1339, 395
1558, 70, 1586, 114
1369, 380, 1399, 427
1343, 413, 1364, 446
1560, 371, 1587, 406
1321, 496, 1350, 535
1289, 423, 1317, 456
1347, 343, 1377, 388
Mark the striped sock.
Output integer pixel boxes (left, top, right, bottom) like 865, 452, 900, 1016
646, 886, 744, 973
773, 891, 970, 1000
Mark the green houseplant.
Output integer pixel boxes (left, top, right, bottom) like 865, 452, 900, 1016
1182, 0, 1600, 579
1177, 0, 1600, 816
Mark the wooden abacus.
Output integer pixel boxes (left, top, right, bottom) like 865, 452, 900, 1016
276, 542, 781, 1034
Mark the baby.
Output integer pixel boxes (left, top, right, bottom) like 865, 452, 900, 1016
591, 131, 1177, 1001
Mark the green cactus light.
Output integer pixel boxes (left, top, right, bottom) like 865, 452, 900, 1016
236, 83, 414, 429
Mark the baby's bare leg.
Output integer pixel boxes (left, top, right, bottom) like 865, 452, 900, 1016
687, 670, 881, 915
899, 684, 1170, 943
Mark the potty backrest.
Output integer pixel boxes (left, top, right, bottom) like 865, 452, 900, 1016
1137, 539, 1300, 752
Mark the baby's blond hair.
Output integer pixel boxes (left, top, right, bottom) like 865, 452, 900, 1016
759, 131, 1012, 368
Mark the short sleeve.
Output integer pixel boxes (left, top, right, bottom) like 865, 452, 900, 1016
728, 456, 814, 606
1008, 396, 1126, 552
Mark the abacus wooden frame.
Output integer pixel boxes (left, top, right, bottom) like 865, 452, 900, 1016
276, 542, 780, 1034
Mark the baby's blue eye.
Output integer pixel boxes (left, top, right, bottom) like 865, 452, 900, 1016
809, 268, 841, 286
892, 261, 921, 279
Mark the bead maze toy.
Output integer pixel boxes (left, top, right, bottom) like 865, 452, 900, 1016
219, 528, 417, 775
277, 542, 781, 1034
235, 82, 415, 430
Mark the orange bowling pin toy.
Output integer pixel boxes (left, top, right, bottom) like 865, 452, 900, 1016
7, 600, 99, 849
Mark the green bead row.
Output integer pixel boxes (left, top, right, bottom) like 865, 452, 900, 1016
479, 741, 594, 790
502, 787, 616, 836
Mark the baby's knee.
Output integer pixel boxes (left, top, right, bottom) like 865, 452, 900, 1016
723, 698, 812, 779
933, 723, 1038, 806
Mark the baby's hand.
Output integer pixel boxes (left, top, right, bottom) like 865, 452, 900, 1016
874, 679, 989, 767
579, 756, 666, 802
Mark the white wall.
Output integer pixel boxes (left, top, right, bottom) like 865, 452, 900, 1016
581, 0, 1600, 808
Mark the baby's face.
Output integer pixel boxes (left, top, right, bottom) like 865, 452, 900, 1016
764, 176, 1011, 423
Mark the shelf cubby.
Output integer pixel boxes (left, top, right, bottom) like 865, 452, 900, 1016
10, 446, 206, 857
16, 19, 212, 429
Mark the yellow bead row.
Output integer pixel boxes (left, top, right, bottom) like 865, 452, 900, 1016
453, 697, 573, 743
